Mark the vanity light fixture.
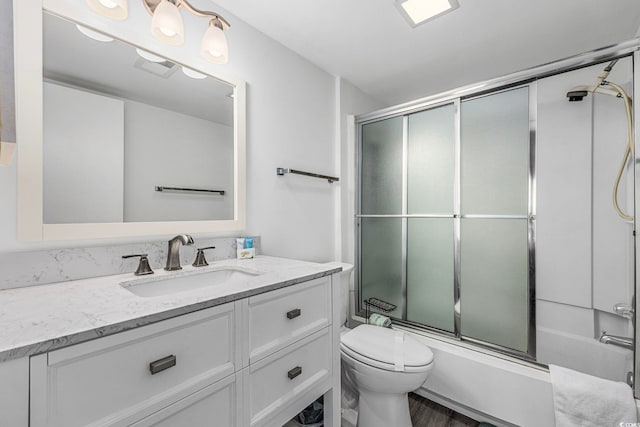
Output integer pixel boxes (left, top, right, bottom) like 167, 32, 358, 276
135, 48, 166, 62
151, 0, 184, 45
76, 25, 115, 42
181, 66, 207, 79
85, 0, 231, 64
86, 0, 128, 20
395, 0, 459, 27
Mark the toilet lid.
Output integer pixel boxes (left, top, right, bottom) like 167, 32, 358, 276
340, 325, 433, 372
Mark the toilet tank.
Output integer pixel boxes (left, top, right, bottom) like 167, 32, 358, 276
324, 262, 354, 326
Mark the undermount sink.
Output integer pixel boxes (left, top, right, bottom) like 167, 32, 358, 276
120, 266, 262, 297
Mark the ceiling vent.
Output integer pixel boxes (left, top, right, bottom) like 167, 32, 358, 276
133, 57, 178, 79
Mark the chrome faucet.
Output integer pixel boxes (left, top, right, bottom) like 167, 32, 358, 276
165, 234, 194, 271
613, 303, 634, 320
599, 331, 634, 351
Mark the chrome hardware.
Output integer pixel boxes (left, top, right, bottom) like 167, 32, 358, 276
149, 355, 176, 375
122, 254, 154, 276
287, 366, 302, 380
155, 186, 225, 195
165, 235, 194, 271
286, 309, 301, 320
613, 303, 634, 320
599, 331, 634, 351
627, 371, 634, 388
192, 246, 216, 267
277, 167, 339, 183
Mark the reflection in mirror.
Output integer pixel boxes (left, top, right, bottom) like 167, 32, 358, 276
42, 12, 235, 224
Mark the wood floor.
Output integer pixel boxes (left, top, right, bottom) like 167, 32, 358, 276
409, 393, 480, 427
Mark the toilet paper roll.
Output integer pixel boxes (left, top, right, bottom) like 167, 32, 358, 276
368, 313, 391, 327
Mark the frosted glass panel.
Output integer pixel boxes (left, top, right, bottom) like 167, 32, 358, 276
360, 218, 403, 318
461, 88, 529, 215
460, 219, 529, 352
407, 104, 455, 214
407, 219, 454, 332
361, 117, 403, 214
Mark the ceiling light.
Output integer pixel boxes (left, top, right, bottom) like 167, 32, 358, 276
85, 0, 128, 20
85, 0, 231, 64
201, 18, 228, 64
395, 0, 459, 27
76, 24, 114, 42
181, 66, 207, 79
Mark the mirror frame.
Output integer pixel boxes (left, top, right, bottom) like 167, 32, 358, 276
15, 0, 246, 241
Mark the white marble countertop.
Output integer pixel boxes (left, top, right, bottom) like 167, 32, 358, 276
0, 256, 341, 362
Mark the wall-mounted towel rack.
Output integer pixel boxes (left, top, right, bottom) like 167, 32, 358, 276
155, 186, 225, 195
276, 167, 339, 183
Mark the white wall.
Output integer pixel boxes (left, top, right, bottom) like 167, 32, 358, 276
124, 100, 234, 222
536, 59, 634, 381
336, 77, 385, 264
43, 82, 125, 224
1, 0, 339, 262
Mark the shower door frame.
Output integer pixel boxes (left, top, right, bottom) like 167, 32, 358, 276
355, 82, 537, 360
354, 39, 640, 368
633, 49, 640, 398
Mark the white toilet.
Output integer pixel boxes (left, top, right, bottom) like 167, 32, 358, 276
329, 263, 435, 427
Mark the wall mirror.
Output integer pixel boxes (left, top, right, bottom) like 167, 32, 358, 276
15, 2, 246, 240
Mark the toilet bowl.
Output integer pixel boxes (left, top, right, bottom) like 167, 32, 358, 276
340, 325, 434, 427
325, 262, 435, 427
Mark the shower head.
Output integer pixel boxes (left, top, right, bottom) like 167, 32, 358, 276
566, 84, 621, 101
567, 90, 588, 101
566, 59, 622, 102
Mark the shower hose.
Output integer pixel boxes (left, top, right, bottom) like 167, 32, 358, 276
596, 81, 634, 221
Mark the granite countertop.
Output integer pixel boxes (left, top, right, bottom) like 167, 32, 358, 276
0, 256, 341, 362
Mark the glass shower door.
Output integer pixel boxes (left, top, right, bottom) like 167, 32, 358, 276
359, 117, 404, 318
357, 85, 534, 358
460, 87, 532, 354
406, 104, 455, 332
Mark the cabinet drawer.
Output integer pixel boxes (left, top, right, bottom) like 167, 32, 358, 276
245, 327, 332, 427
30, 303, 238, 427
248, 277, 331, 362
130, 373, 241, 427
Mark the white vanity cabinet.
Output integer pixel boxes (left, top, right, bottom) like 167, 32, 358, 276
27, 274, 339, 427
29, 302, 242, 427
243, 277, 333, 426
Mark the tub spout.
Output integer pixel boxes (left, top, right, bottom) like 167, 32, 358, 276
599, 331, 634, 351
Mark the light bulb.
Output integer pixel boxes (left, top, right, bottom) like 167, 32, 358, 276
151, 0, 185, 46
98, 0, 118, 8
85, 0, 128, 20
201, 20, 228, 64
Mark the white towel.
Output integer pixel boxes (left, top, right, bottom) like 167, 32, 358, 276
549, 364, 637, 427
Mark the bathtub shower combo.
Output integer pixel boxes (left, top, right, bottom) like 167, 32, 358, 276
354, 54, 637, 391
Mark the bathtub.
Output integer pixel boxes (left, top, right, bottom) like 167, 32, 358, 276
394, 326, 555, 427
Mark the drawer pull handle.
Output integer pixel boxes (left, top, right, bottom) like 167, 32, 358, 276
287, 309, 301, 319
150, 355, 176, 375
288, 366, 302, 380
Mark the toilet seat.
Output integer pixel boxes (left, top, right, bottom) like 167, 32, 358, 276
340, 325, 433, 373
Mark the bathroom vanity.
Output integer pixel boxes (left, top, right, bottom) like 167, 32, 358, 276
0, 256, 342, 427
